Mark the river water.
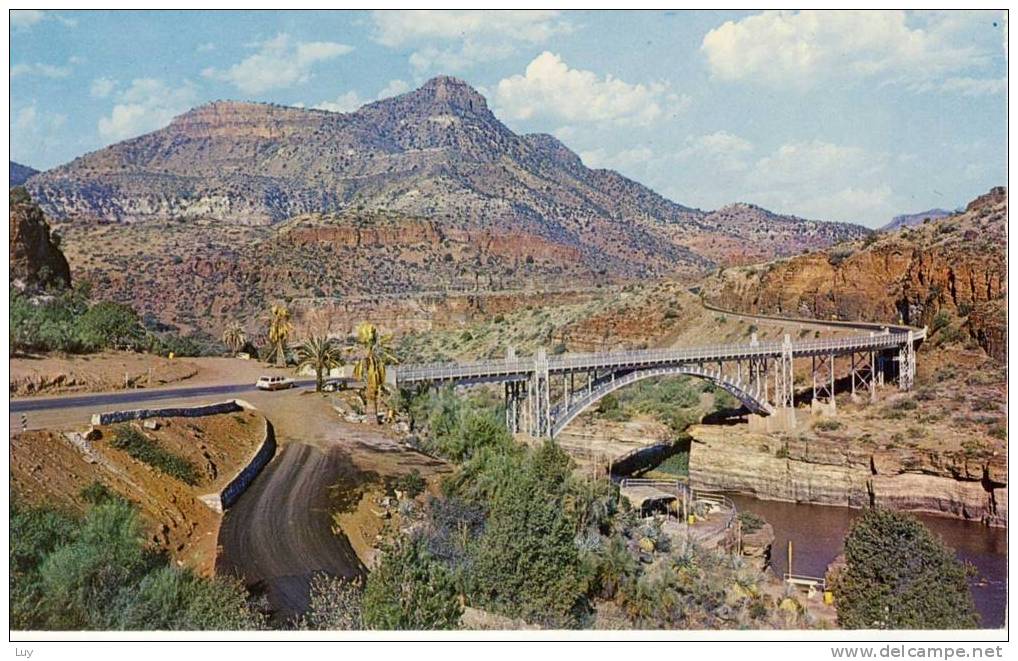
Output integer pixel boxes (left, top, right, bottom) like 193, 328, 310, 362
728, 495, 1007, 628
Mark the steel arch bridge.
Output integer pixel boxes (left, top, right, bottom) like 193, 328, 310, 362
393, 324, 926, 438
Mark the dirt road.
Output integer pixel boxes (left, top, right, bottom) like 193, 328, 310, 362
216, 441, 366, 623
213, 390, 449, 623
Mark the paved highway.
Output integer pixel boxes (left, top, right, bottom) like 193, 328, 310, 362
10, 379, 317, 414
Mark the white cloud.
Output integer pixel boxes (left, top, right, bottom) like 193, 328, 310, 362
580, 145, 654, 171
10, 103, 68, 166
98, 79, 198, 142
377, 79, 411, 98
10, 10, 76, 29
313, 91, 366, 113
313, 79, 414, 113
680, 131, 754, 172
196, 42, 216, 53
938, 76, 1006, 96
371, 10, 571, 73
749, 141, 874, 187
494, 52, 688, 126
702, 11, 991, 89
10, 62, 72, 78
10, 10, 45, 29
372, 10, 568, 46
742, 140, 898, 223
202, 33, 353, 94
89, 77, 117, 98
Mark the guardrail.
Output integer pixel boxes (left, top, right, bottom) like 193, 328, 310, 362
617, 479, 738, 531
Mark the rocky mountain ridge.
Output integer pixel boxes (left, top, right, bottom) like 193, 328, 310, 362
29, 77, 865, 268
701, 188, 1007, 360
882, 207, 955, 232
10, 161, 38, 188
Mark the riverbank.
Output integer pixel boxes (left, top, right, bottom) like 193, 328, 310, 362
729, 495, 1007, 628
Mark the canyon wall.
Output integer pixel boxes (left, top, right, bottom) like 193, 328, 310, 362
688, 424, 1007, 527
702, 188, 1007, 361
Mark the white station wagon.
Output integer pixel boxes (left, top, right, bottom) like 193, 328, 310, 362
255, 375, 295, 391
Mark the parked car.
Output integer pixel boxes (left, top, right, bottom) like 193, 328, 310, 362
322, 378, 350, 392
255, 375, 295, 391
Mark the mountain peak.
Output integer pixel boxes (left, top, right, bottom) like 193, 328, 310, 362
415, 75, 489, 113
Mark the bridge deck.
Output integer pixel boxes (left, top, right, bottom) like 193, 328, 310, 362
394, 328, 925, 385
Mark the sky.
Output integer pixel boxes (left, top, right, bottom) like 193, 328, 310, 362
9, 9, 1008, 227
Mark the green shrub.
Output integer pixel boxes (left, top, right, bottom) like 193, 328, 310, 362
110, 426, 199, 485
931, 310, 951, 333
815, 419, 842, 432
834, 508, 978, 629
296, 574, 363, 630
77, 301, 145, 352
653, 451, 689, 477
362, 537, 461, 630
79, 481, 125, 506
468, 441, 587, 627
738, 511, 766, 534
11, 499, 265, 630
389, 469, 426, 499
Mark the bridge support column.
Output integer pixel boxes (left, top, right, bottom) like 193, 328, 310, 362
528, 348, 552, 438
773, 335, 796, 430
898, 330, 916, 391
811, 353, 836, 415
850, 348, 876, 403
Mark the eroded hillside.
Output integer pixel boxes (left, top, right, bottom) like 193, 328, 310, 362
701, 188, 1007, 360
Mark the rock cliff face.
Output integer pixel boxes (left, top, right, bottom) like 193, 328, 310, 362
9, 188, 71, 292
702, 188, 1007, 360
688, 424, 1007, 526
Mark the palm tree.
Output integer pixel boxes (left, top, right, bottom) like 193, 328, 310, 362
222, 322, 246, 355
352, 322, 397, 423
266, 304, 293, 367
296, 335, 344, 392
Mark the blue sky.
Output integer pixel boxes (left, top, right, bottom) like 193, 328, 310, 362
9, 9, 1008, 227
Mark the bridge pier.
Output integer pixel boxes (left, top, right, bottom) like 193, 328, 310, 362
811, 352, 836, 415
898, 330, 916, 391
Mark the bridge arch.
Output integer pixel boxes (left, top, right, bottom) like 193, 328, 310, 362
551, 364, 772, 438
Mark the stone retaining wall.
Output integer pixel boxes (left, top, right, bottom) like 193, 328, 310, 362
89, 399, 276, 513
90, 400, 245, 426
203, 418, 276, 512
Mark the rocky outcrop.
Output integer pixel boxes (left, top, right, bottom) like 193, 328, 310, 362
688, 424, 1007, 526
702, 188, 1007, 360
9, 188, 71, 292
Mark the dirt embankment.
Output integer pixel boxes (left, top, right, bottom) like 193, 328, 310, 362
10, 353, 275, 398
11, 351, 200, 397
10, 409, 266, 573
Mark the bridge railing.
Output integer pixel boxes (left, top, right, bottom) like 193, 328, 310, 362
395, 328, 920, 383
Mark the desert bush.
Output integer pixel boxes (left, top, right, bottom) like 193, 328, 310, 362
362, 536, 461, 630
833, 508, 978, 629
296, 573, 363, 630
388, 469, 425, 499
737, 511, 766, 534
814, 419, 842, 432
467, 441, 587, 627
10, 499, 264, 630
